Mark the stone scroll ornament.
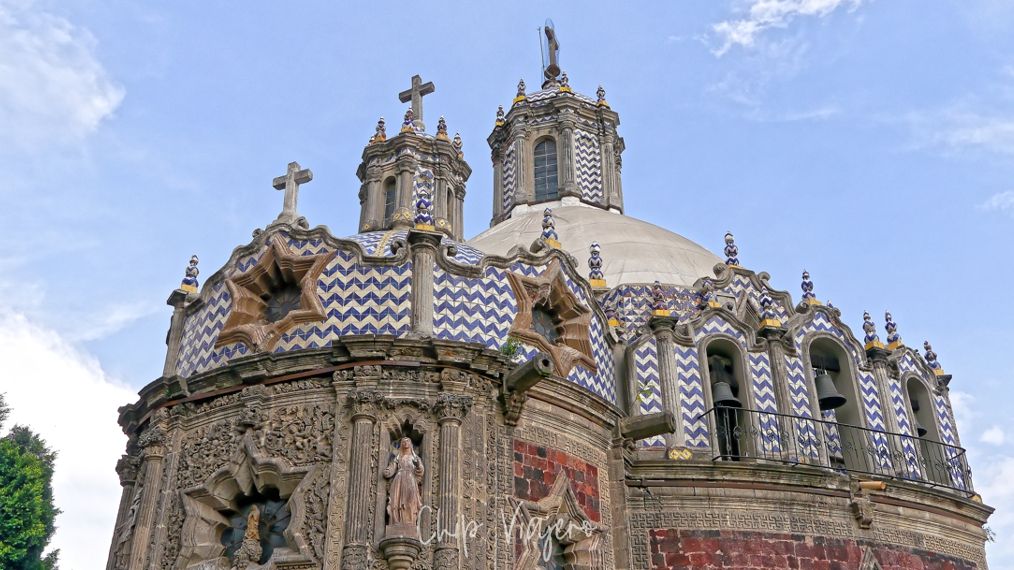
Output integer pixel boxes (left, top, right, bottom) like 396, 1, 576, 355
383, 437, 425, 534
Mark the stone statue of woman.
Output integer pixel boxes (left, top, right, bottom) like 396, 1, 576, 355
383, 437, 424, 528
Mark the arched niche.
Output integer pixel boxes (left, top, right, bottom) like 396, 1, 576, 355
374, 411, 434, 542
806, 336, 869, 473
179, 437, 316, 569
700, 337, 754, 460
904, 375, 949, 484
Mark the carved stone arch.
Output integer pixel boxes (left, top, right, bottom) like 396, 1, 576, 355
512, 475, 606, 570
178, 434, 315, 569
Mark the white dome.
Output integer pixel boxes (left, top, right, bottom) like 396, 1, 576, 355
467, 206, 721, 288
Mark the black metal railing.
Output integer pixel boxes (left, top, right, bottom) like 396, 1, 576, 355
696, 407, 975, 495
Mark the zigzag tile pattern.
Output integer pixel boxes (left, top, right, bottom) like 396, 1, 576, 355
601, 284, 699, 337
526, 88, 596, 106
784, 354, 819, 458
676, 345, 709, 448
175, 281, 248, 377
567, 315, 616, 404
634, 339, 664, 447
175, 238, 413, 377
433, 266, 516, 347
723, 274, 790, 320
273, 251, 412, 351
433, 260, 613, 403
886, 376, 922, 477
502, 143, 517, 212
574, 129, 603, 205
749, 352, 782, 453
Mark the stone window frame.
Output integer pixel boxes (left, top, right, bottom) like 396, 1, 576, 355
511, 475, 605, 570
533, 137, 560, 201
215, 234, 331, 352
506, 258, 597, 377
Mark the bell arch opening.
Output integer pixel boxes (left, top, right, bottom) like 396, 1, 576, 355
808, 337, 868, 473
905, 376, 949, 484
702, 338, 752, 460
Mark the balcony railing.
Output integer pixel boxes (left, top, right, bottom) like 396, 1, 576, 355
697, 407, 975, 496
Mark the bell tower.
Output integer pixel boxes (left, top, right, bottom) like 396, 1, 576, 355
356, 75, 472, 240
487, 23, 625, 226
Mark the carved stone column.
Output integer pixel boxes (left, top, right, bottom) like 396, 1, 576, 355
759, 326, 800, 460
161, 290, 189, 378
361, 165, 383, 232
491, 146, 504, 223
432, 393, 473, 569
408, 230, 441, 337
559, 112, 579, 197
395, 158, 417, 225
106, 454, 140, 570
515, 130, 531, 204
342, 390, 382, 568
128, 421, 167, 570
649, 317, 685, 448
868, 348, 903, 436
600, 131, 616, 209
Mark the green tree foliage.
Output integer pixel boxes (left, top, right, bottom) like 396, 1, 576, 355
0, 393, 60, 569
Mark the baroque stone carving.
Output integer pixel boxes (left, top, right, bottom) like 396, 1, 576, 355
506, 258, 596, 377
216, 234, 331, 352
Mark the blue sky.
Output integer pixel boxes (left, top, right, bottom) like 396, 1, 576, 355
1, 0, 1014, 567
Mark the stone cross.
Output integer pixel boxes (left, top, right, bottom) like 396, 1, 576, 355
272, 161, 313, 223
398, 74, 435, 132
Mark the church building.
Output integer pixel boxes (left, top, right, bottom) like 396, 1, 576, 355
106, 24, 992, 570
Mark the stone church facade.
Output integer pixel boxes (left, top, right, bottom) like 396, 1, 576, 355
107, 28, 992, 570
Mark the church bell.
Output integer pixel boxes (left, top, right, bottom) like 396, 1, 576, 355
915, 421, 928, 437
814, 372, 847, 411
712, 381, 742, 408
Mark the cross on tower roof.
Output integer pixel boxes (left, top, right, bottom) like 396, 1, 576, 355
272, 161, 313, 224
398, 74, 435, 132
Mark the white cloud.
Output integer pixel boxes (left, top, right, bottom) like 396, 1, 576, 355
0, 0, 124, 149
67, 301, 160, 343
711, 0, 864, 56
981, 425, 1007, 446
0, 308, 135, 569
978, 191, 1014, 217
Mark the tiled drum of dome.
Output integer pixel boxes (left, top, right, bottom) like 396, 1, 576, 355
282, 249, 411, 344
784, 354, 819, 460
567, 314, 615, 404
633, 338, 663, 447
574, 129, 603, 205
676, 344, 708, 448
175, 281, 248, 377
433, 266, 517, 347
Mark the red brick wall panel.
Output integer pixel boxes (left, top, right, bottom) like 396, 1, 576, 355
512, 438, 600, 522
648, 529, 979, 570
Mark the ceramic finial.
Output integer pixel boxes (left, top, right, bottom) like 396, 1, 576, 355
436, 115, 448, 140
884, 311, 902, 349
370, 117, 387, 144
724, 231, 739, 266
181, 255, 199, 293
